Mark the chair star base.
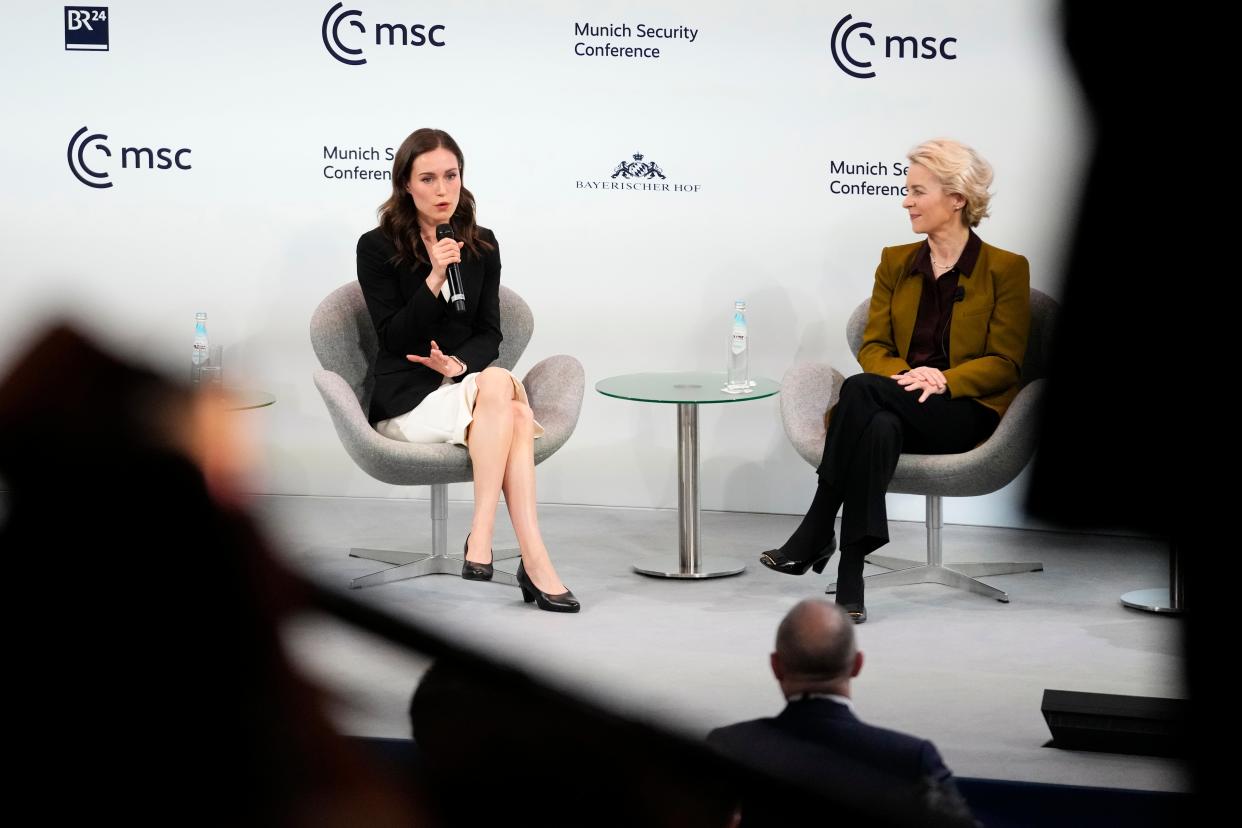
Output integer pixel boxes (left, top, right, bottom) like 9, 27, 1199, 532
826, 557, 1044, 603
350, 546, 521, 589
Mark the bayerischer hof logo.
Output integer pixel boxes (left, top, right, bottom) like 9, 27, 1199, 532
577, 151, 699, 194
611, 152, 665, 180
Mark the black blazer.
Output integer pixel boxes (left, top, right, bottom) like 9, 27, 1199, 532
708, 698, 975, 824
356, 226, 502, 424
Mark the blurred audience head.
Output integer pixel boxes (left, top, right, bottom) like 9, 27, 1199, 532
771, 600, 864, 698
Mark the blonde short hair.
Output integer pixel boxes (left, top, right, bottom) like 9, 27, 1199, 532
907, 138, 994, 228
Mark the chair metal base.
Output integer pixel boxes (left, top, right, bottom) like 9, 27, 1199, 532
349, 546, 520, 589
827, 558, 1044, 603
347, 483, 520, 589
825, 495, 1043, 603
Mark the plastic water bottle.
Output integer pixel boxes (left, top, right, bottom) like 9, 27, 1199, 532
191, 312, 209, 384
726, 300, 750, 393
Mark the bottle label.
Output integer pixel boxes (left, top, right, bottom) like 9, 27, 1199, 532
731, 329, 747, 356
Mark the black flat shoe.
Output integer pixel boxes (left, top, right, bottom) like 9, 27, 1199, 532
838, 602, 867, 624
461, 534, 493, 581
759, 536, 837, 576
516, 561, 580, 613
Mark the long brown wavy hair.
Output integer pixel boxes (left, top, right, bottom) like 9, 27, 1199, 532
378, 128, 493, 267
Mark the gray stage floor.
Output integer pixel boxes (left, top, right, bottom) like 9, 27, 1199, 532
256, 495, 1188, 794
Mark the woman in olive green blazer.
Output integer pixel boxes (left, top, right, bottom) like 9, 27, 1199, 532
760, 139, 1030, 624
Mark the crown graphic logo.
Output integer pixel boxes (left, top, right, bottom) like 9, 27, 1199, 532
611, 151, 666, 180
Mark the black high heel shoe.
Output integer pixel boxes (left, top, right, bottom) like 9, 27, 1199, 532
461, 534, 493, 581
835, 549, 866, 623
838, 603, 867, 624
759, 536, 838, 576
516, 561, 580, 613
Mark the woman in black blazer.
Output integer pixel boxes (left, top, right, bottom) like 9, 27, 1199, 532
356, 128, 578, 613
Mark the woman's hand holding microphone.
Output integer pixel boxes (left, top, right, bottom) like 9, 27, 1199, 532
411, 235, 468, 377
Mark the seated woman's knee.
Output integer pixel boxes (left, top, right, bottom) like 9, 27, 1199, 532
475, 367, 513, 400
841, 372, 890, 400
869, 409, 902, 438
510, 399, 533, 428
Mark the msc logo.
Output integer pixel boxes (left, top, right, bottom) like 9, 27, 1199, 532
830, 14, 957, 79
321, 3, 446, 66
67, 126, 193, 189
65, 6, 109, 52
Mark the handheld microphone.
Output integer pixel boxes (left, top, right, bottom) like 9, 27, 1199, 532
435, 223, 467, 314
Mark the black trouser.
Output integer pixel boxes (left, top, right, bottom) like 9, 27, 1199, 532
793, 373, 1000, 566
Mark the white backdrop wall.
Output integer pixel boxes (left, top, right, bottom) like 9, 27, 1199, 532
1, 1, 1088, 527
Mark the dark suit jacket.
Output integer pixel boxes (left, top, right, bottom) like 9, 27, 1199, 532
708, 698, 975, 824
858, 238, 1030, 419
356, 226, 502, 424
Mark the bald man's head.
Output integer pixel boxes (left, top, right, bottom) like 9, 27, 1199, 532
772, 600, 860, 692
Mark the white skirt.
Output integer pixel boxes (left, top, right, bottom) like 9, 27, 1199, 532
375, 369, 544, 447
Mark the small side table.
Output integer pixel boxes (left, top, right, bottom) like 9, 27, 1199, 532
596, 372, 779, 579
224, 389, 276, 411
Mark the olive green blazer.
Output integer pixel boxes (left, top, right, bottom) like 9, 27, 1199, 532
857, 239, 1030, 419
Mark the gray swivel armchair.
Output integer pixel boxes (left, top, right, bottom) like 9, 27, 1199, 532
779, 289, 1057, 602
310, 282, 585, 589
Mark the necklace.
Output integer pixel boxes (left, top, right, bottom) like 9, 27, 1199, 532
930, 251, 957, 273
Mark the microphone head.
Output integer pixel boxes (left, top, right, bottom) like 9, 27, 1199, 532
954, 286, 966, 301
435, 223, 456, 241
